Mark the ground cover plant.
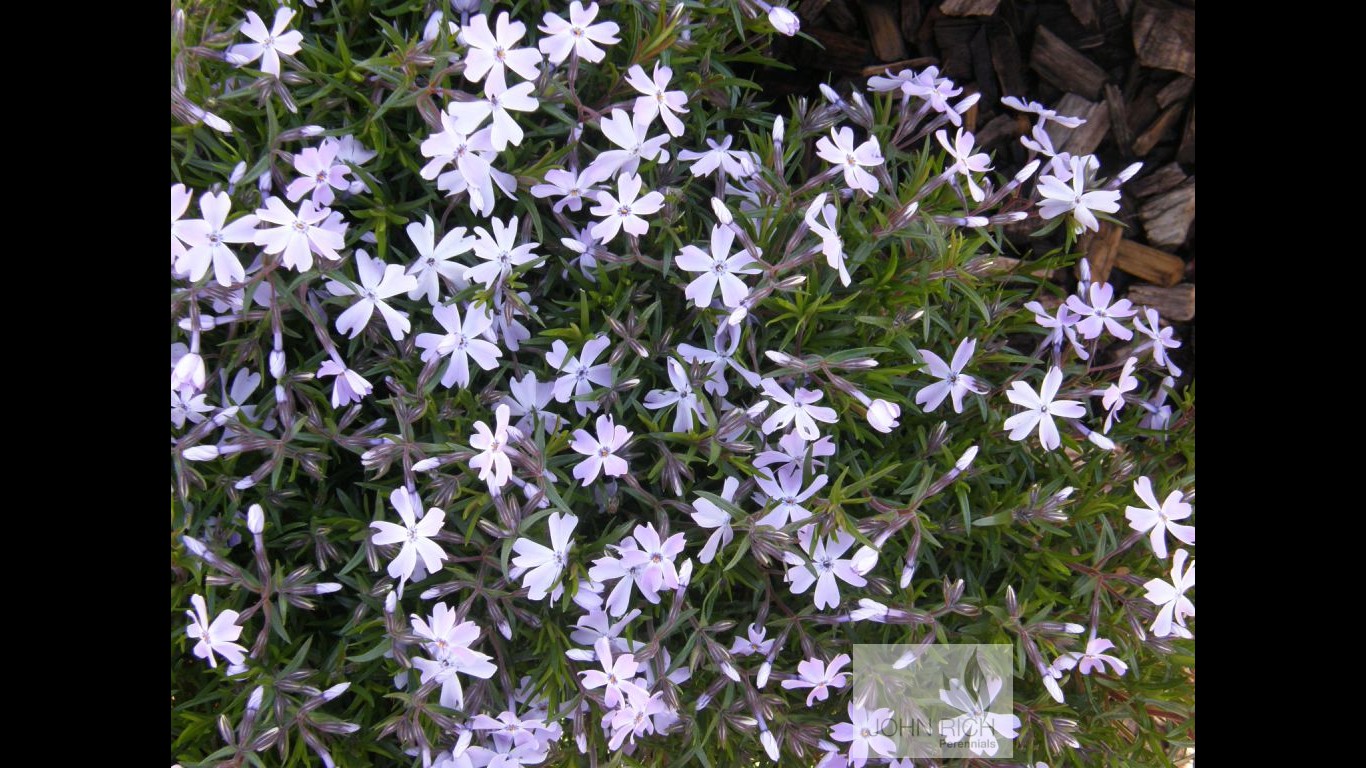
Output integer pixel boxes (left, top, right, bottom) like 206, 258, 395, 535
170, 2, 1196, 766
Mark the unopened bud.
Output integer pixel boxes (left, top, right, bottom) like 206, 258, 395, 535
321, 682, 350, 701
269, 349, 286, 379
247, 504, 264, 534
412, 457, 441, 472
314, 582, 342, 594
757, 660, 772, 688
183, 445, 220, 461
955, 446, 979, 471
711, 197, 733, 225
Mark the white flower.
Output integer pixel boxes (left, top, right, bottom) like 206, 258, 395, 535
469, 404, 523, 491
461, 11, 543, 95
594, 108, 671, 178
865, 399, 901, 433
185, 594, 247, 669
815, 127, 882, 195
937, 676, 1020, 757
676, 224, 762, 309
915, 338, 989, 414
1143, 549, 1195, 638
317, 358, 372, 408
678, 136, 758, 179
174, 191, 259, 286
1132, 307, 1183, 377
415, 303, 503, 389
1001, 96, 1086, 128
465, 214, 542, 289
644, 358, 708, 432
410, 603, 497, 710
537, 1, 619, 64
1003, 366, 1086, 451
404, 215, 474, 305
781, 654, 850, 706
1038, 155, 1121, 234
1066, 282, 1137, 341
285, 139, 353, 207
676, 322, 761, 397
501, 372, 564, 434
447, 81, 540, 152
325, 250, 418, 341
624, 62, 689, 137
226, 7, 303, 78
759, 378, 838, 441
766, 5, 801, 36
804, 192, 849, 286
590, 173, 665, 244
830, 703, 898, 766
754, 465, 828, 529
1100, 357, 1140, 432
1124, 476, 1194, 559
530, 166, 607, 213
784, 528, 877, 610
546, 335, 614, 416
936, 128, 993, 202
253, 197, 346, 272
571, 414, 633, 485
691, 477, 739, 564
511, 511, 578, 601
419, 116, 502, 215
369, 488, 447, 584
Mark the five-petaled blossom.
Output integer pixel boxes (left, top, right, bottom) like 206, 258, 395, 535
285, 140, 353, 206
226, 7, 304, 78
1038, 155, 1121, 234
580, 636, 646, 708
326, 250, 418, 341
678, 136, 757, 179
466, 215, 542, 289
936, 128, 993, 202
1143, 549, 1195, 638
644, 358, 708, 432
571, 414, 632, 485
729, 622, 775, 658
1001, 96, 1086, 128
447, 81, 540, 152
1066, 282, 1137, 341
691, 476, 739, 564
784, 529, 878, 610
759, 378, 839, 441
174, 191, 259, 286
369, 488, 447, 584
511, 511, 578, 601
502, 372, 564, 434
676, 224, 762, 310
404, 215, 474, 305
754, 465, 828, 529
1132, 307, 1183, 376
317, 357, 372, 408
782, 654, 851, 706
537, 1, 620, 64
593, 108, 671, 178
1003, 366, 1086, 451
461, 11, 543, 95
253, 197, 346, 272
469, 404, 523, 491
185, 594, 247, 669
416, 303, 503, 389
546, 335, 614, 416
676, 322, 761, 397
625, 63, 689, 137
815, 127, 883, 195
617, 522, 687, 601
1125, 476, 1195, 560
937, 676, 1021, 757
1054, 635, 1128, 677
915, 338, 989, 414
831, 703, 898, 767
1100, 357, 1139, 433
411, 603, 497, 710
590, 173, 664, 244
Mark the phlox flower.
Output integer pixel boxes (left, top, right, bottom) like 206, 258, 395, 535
469, 404, 523, 492
690, 476, 739, 564
936, 128, 993, 202
1025, 299, 1089, 361
461, 11, 543, 95
511, 511, 577, 601
676, 322, 761, 397
530, 167, 607, 213
1100, 357, 1139, 433
1004, 366, 1086, 451
501, 372, 564, 434
754, 431, 836, 476
1132, 307, 1183, 377
404, 215, 474, 305
915, 338, 989, 414
729, 622, 775, 658
253, 197, 346, 272
418, 116, 501, 215
538, 2, 619, 65
334, 134, 377, 194
579, 636, 646, 709
678, 136, 758, 180
226, 7, 303, 78
607, 685, 672, 750
466, 215, 541, 289
676, 224, 761, 310
1001, 96, 1086, 128
754, 465, 827, 529
415, 303, 503, 389
593, 108, 670, 178
172, 183, 192, 266
325, 249, 418, 341
805, 192, 849, 286
369, 487, 446, 584
171, 389, 213, 429
815, 127, 883, 195
1066, 282, 1136, 341
185, 594, 247, 669
447, 81, 540, 152
1124, 476, 1194, 560
937, 676, 1020, 757
410, 603, 497, 710
1143, 549, 1195, 638
570, 414, 632, 485
783, 529, 878, 610
830, 703, 897, 767
590, 173, 664, 244
644, 358, 708, 432
758, 378, 838, 441
317, 356, 372, 408
174, 191, 259, 287
1053, 635, 1128, 677
285, 140, 353, 207
1038, 155, 1122, 234
547, 335, 614, 416
781, 654, 850, 706
624, 62, 689, 137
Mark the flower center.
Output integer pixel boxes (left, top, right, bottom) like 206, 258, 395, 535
427, 257, 437, 266
572, 26, 584, 38
845, 153, 857, 167
494, 46, 507, 61
316, 171, 328, 183
292, 220, 308, 232
598, 447, 610, 457
617, 204, 632, 217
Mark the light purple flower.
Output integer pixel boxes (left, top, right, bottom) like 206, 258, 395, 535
915, 338, 989, 414
530, 167, 606, 214
1054, 635, 1128, 676
501, 372, 564, 434
174, 191, 259, 286
644, 358, 708, 432
410, 603, 497, 709
253, 197, 346, 272
369, 487, 447, 583
676, 224, 761, 310
678, 136, 757, 179
571, 414, 632, 485
1066, 282, 1137, 341
226, 7, 303, 77
590, 173, 665, 244
285, 140, 353, 206
830, 703, 897, 767
404, 215, 474, 305
325, 249, 418, 340
580, 636, 646, 708
937, 676, 1020, 757
1143, 549, 1195, 638
754, 466, 827, 529
1003, 366, 1086, 451
547, 335, 614, 416
784, 529, 878, 610
469, 404, 523, 492
1132, 307, 1183, 377
781, 654, 850, 706
447, 81, 539, 152
538, 1, 620, 64
1125, 476, 1195, 560
1001, 96, 1086, 128
185, 594, 247, 669
1038, 155, 1121, 234
465, 215, 542, 290
625, 62, 689, 137
815, 127, 882, 195
759, 378, 838, 441
461, 11, 543, 95
936, 128, 993, 202
593, 108, 671, 178
511, 511, 577, 601
805, 192, 850, 286
415, 303, 503, 389
317, 357, 372, 408
1100, 357, 1140, 432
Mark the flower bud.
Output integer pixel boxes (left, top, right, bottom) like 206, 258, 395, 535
172, 352, 206, 394
321, 682, 350, 701
247, 503, 264, 534
760, 730, 780, 761
269, 349, 286, 379
183, 445, 220, 461
384, 590, 397, 614
299, 125, 325, 137
246, 686, 265, 715
756, 659, 772, 688
955, 445, 979, 471
866, 399, 901, 433
412, 457, 441, 472
767, 6, 800, 36
711, 197, 733, 225
314, 582, 342, 594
